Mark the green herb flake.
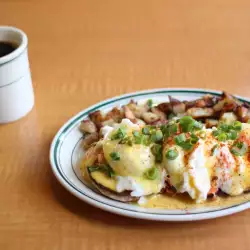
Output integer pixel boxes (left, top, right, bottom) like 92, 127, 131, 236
165, 148, 179, 160
151, 144, 163, 163
87, 164, 115, 178
142, 127, 150, 135
231, 141, 248, 156
111, 128, 126, 140
232, 121, 242, 131
179, 116, 195, 132
145, 167, 159, 180
110, 152, 120, 161
147, 99, 153, 108
218, 132, 228, 142
174, 133, 186, 144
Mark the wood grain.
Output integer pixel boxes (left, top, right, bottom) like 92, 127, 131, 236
1, 1, 250, 249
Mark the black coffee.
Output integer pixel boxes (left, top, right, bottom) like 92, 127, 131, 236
0, 41, 17, 58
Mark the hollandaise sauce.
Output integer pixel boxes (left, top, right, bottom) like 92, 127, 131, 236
141, 193, 250, 210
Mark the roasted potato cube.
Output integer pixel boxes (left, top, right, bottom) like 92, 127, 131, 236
80, 120, 97, 134
151, 107, 166, 120
220, 112, 237, 124
141, 112, 160, 124
172, 103, 186, 114
105, 107, 124, 123
89, 110, 104, 129
205, 119, 219, 128
123, 106, 137, 122
187, 107, 214, 118
156, 102, 172, 114
82, 132, 99, 150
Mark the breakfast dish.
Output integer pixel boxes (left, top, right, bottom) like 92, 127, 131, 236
50, 89, 250, 221
80, 91, 250, 206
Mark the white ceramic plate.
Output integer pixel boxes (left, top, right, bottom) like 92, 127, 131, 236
50, 88, 250, 221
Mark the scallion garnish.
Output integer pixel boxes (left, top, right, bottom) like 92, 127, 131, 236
228, 130, 238, 140
145, 167, 159, 180
111, 127, 126, 140
88, 164, 115, 178
151, 144, 163, 162
179, 116, 195, 132
218, 123, 230, 132
133, 130, 142, 144
190, 133, 199, 144
147, 99, 153, 108
232, 121, 242, 131
174, 133, 186, 144
198, 130, 206, 139
178, 140, 193, 150
142, 135, 151, 146
142, 126, 151, 135
161, 122, 178, 138
165, 148, 179, 160
150, 130, 163, 143
193, 121, 203, 130
231, 141, 248, 156
110, 152, 120, 161
119, 136, 133, 146
218, 132, 228, 142
212, 130, 219, 137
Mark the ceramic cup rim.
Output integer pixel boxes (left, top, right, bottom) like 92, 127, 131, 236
0, 26, 28, 65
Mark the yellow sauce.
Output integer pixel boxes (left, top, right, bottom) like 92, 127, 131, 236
142, 192, 250, 209
82, 167, 250, 210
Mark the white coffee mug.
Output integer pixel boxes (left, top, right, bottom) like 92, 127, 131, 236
0, 26, 34, 124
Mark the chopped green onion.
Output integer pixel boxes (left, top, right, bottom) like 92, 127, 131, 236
193, 121, 203, 130
165, 149, 179, 160
88, 164, 115, 178
232, 121, 242, 131
145, 167, 159, 180
133, 130, 142, 144
142, 127, 150, 135
190, 133, 199, 144
178, 140, 193, 150
228, 130, 238, 140
179, 116, 195, 132
218, 132, 228, 142
218, 123, 230, 132
111, 128, 126, 140
198, 130, 207, 139
119, 136, 133, 146
150, 130, 163, 143
87, 166, 100, 172
142, 135, 151, 146
161, 122, 178, 138
110, 152, 120, 161
134, 136, 142, 144
133, 131, 140, 137
212, 130, 219, 137
231, 141, 248, 156
147, 99, 153, 108
155, 130, 163, 140
174, 133, 186, 144
151, 144, 162, 155
211, 144, 219, 155
151, 144, 162, 162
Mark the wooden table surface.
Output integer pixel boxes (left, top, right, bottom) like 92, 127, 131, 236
1, 1, 250, 249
